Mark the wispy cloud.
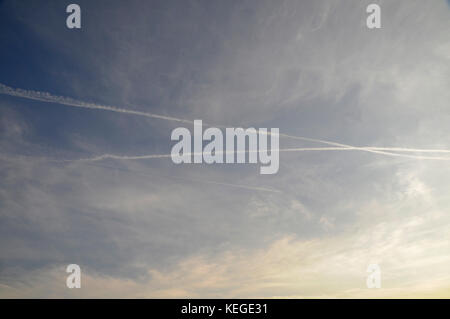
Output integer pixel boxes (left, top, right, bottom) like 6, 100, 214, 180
3, 83, 450, 162
1, 0, 449, 299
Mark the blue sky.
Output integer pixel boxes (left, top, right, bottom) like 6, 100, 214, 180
0, 0, 450, 298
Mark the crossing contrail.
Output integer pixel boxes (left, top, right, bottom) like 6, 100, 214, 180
277, 135, 450, 160
2, 82, 450, 161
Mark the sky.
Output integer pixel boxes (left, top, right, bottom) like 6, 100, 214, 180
0, 0, 449, 298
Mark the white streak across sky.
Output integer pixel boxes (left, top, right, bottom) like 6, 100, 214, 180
2, 82, 450, 161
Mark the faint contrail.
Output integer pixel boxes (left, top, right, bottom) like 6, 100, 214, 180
2, 82, 450, 161
62, 147, 450, 163
85, 162, 282, 193
179, 178, 282, 193
0, 153, 281, 193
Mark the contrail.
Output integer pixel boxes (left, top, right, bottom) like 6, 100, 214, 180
276, 133, 413, 158
63, 148, 351, 162
0, 148, 355, 164
62, 147, 450, 163
83, 162, 282, 193
0, 83, 194, 125
2, 82, 450, 161
3, 147, 450, 196
0, 153, 281, 193
178, 177, 282, 193
363, 147, 450, 153
4, 147, 448, 165
1, 148, 356, 163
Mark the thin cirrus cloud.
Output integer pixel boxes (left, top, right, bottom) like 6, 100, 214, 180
0, 0, 449, 298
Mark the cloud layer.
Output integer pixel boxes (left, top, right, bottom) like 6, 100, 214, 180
0, 0, 449, 298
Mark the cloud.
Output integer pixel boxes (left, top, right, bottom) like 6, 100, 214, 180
2, 208, 449, 298
1, 0, 450, 298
